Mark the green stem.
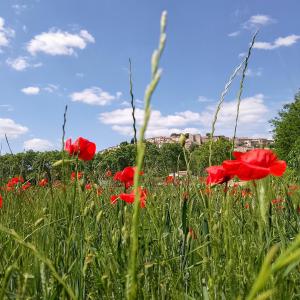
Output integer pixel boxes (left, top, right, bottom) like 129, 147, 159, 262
126, 11, 167, 300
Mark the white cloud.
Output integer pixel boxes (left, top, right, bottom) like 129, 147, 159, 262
0, 17, 15, 49
238, 68, 262, 77
198, 96, 213, 103
21, 86, 40, 95
249, 15, 273, 25
6, 56, 43, 71
27, 29, 95, 56
24, 138, 54, 151
0, 118, 28, 138
78, 30, 94, 43
99, 94, 269, 138
228, 31, 240, 37
244, 14, 275, 29
44, 84, 59, 93
70, 87, 121, 106
254, 34, 300, 50
208, 94, 268, 127
6, 57, 29, 71
121, 101, 130, 107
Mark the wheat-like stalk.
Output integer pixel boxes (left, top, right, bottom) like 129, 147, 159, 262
126, 10, 167, 300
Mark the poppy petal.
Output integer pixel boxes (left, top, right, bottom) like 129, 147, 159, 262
270, 160, 287, 176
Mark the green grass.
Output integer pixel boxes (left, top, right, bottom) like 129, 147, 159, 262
1, 172, 300, 299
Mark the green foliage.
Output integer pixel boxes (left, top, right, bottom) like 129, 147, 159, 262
287, 136, 300, 173
0, 151, 62, 181
96, 143, 136, 173
0, 169, 300, 298
0, 142, 189, 181
158, 143, 185, 175
271, 91, 300, 160
190, 138, 232, 175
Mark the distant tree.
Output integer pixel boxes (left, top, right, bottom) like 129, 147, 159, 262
190, 138, 231, 175
144, 142, 160, 173
189, 142, 200, 152
97, 143, 136, 173
159, 143, 185, 175
287, 136, 300, 172
270, 91, 300, 159
120, 141, 129, 146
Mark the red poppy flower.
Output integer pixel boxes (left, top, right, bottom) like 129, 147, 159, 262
110, 195, 118, 204
71, 171, 83, 181
22, 182, 31, 191
271, 198, 285, 205
222, 149, 286, 181
113, 167, 143, 189
289, 185, 299, 191
205, 165, 233, 185
97, 188, 103, 196
111, 187, 147, 208
165, 175, 174, 184
5, 185, 12, 192
39, 178, 48, 187
182, 191, 189, 201
0, 194, 2, 208
7, 176, 24, 188
85, 183, 92, 190
105, 170, 112, 177
113, 171, 123, 181
188, 228, 197, 240
202, 187, 212, 195
65, 137, 96, 161
288, 185, 299, 196
241, 188, 252, 198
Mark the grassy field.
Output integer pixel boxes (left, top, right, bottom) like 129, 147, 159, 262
1, 168, 300, 299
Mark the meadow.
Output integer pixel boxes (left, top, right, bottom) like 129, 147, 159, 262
1, 11, 300, 300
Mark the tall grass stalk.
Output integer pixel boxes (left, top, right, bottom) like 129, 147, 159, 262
61, 105, 68, 188
208, 32, 257, 166
4, 134, 13, 155
246, 234, 300, 300
129, 58, 137, 144
126, 11, 167, 300
232, 31, 258, 151
0, 224, 77, 300
208, 62, 244, 166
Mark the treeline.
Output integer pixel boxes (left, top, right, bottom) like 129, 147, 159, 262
271, 91, 300, 173
0, 139, 232, 181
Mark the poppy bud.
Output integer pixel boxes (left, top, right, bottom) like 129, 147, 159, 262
179, 133, 187, 147
83, 206, 89, 216
96, 211, 103, 223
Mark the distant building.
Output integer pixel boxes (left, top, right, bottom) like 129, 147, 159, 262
99, 133, 273, 153
146, 136, 175, 148
146, 133, 273, 151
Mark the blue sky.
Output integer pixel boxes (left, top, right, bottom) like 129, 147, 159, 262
0, 0, 299, 153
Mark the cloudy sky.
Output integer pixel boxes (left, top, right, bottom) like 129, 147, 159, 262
0, 0, 299, 153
